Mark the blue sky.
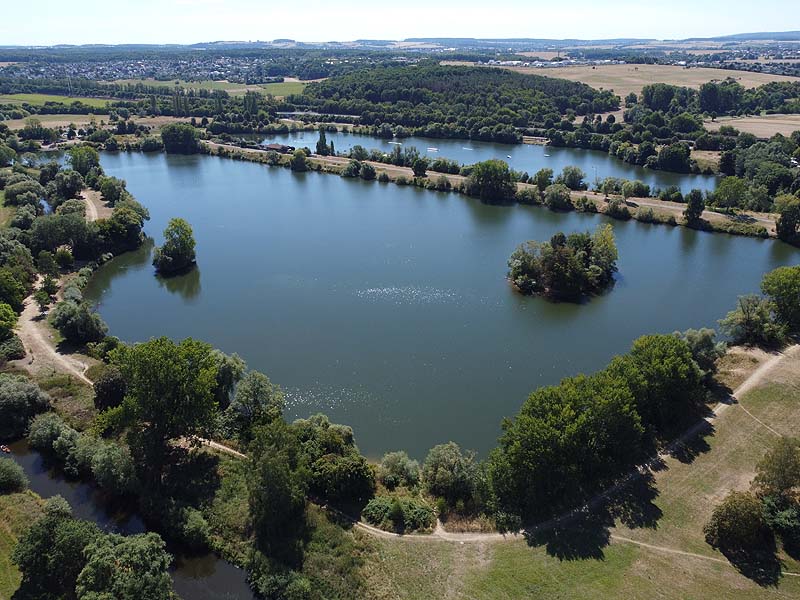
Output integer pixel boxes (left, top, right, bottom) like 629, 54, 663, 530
2, 0, 799, 46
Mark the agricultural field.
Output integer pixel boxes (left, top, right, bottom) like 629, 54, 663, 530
444, 62, 800, 99
361, 346, 800, 600
108, 78, 308, 97
0, 93, 111, 108
1, 113, 194, 132
705, 114, 800, 138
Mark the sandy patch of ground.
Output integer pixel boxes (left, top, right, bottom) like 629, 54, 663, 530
705, 114, 800, 138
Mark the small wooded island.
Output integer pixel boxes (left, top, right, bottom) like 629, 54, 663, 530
508, 224, 618, 302
152, 218, 197, 275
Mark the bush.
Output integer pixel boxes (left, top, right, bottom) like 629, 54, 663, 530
377, 171, 390, 183
574, 195, 597, 213
422, 442, 479, 504
543, 183, 573, 210
704, 491, 771, 550
51, 301, 108, 344
341, 160, 361, 178
161, 123, 199, 154
359, 162, 376, 181
362, 495, 435, 532
55, 248, 74, 269
91, 442, 137, 495
181, 508, 210, 550
378, 451, 420, 489
605, 198, 631, 220
0, 334, 26, 362
0, 375, 50, 440
93, 365, 127, 411
719, 295, 785, 347
28, 412, 69, 452
0, 457, 28, 493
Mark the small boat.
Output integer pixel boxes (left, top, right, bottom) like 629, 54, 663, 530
388, 141, 402, 145
462, 147, 473, 150
0, 445, 10, 454
507, 155, 512, 158
543, 154, 550, 157
427, 147, 439, 152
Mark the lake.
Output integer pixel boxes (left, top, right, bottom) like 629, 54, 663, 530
84, 151, 796, 459
259, 130, 718, 194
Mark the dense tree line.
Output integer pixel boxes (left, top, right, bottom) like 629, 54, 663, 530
297, 63, 619, 143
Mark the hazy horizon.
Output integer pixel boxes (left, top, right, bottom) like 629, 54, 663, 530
2, 0, 799, 47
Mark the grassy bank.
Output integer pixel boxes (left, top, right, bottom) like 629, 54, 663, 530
0, 93, 111, 108
0, 492, 45, 600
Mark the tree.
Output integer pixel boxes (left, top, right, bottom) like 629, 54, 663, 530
422, 442, 478, 504
0, 302, 16, 340
704, 491, 771, 550
753, 437, 800, 500
489, 372, 643, 522
37, 250, 60, 277
54, 170, 85, 200
67, 146, 100, 177
0, 374, 50, 440
225, 370, 284, 440
713, 176, 748, 210
673, 328, 726, 379
683, 189, 706, 224
0, 143, 15, 167
0, 457, 28, 493
607, 334, 704, 435
248, 421, 307, 563
531, 168, 553, 192
555, 166, 586, 190
160, 123, 199, 154
113, 337, 218, 489
34, 289, 51, 312
761, 266, 800, 332
378, 450, 420, 489
98, 176, 127, 205
412, 157, 428, 177
12, 497, 101, 599
289, 149, 308, 172
93, 365, 127, 411
51, 301, 108, 344
91, 442, 138, 495
76, 532, 173, 599
657, 142, 691, 172
315, 128, 329, 156
776, 200, 800, 244
153, 217, 196, 275
0, 269, 26, 312
359, 162, 376, 180
719, 295, 785, 346
465, 160, 516, 203
211, 350, 246, 409
543, 183, 573, 210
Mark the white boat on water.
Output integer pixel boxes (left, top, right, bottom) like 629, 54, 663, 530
462, 147, 473, 150
427, 147, 439, 152
388, 141, 402, 145
543, 154, 550, 157
507, 155, 512, 158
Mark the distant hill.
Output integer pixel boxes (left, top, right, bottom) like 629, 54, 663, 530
684, 31, 800, 42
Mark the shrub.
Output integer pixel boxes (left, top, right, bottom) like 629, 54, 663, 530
605, 198, 631, 220
341, 160, 361, 178
574, 195, 597, 213
91, 442, 138, 495
359, 162, 376, 181
55, 248, 74, 269
28, 412, 69, 452
0, 334, 26, 362
0, 375, 50, 440
377, 171, 390, 183
362, 495, 435, 532
378, 451, 420, 489
719, 295, 785, 347
515, 187, 541, 205
0, 457, 28, 493
181, 507, 210, 550
704, 491, 771, 550
543, 183, 573, 210
422, 442, 479, 504
51, 301, 108, 344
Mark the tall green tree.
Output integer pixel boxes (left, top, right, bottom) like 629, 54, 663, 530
112, 337, 218, 489
67, 146, 100, 177
160, 123, 199, 154
761, 265, 800, 332
465, 160, 516, 203
153, 218, 196, 275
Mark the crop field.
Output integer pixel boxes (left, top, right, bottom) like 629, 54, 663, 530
443, 62, 800, 99
0, 93, 111, 108
705, 114, 800, 138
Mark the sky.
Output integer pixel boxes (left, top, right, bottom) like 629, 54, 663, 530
2, 0, 799, 46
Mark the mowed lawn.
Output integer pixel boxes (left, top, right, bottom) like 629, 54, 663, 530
109, 78, 307, 97
361, 346, 800, 599
0, 93, 111, 108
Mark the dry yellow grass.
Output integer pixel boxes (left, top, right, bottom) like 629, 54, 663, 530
705, 114, 800, 138
447, 62, 799, 98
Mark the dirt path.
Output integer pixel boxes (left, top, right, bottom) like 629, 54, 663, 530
13, 282, 93, 386
80, 189, 112, 222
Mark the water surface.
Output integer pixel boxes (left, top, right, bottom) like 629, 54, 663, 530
260, 130, 718, 194
84, 151, 795, 458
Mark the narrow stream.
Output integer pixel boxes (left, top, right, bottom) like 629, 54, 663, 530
7, 440, 257, 600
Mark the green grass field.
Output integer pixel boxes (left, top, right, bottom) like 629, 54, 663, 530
109, 78, 307, 97
0, 492, 44, 600
0, 94, 111, 108
360, 347, 800, 599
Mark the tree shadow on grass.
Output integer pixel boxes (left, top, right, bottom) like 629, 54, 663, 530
162, 448, 221, 506
523, 471, 662, 560
720, 543, 783, 587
